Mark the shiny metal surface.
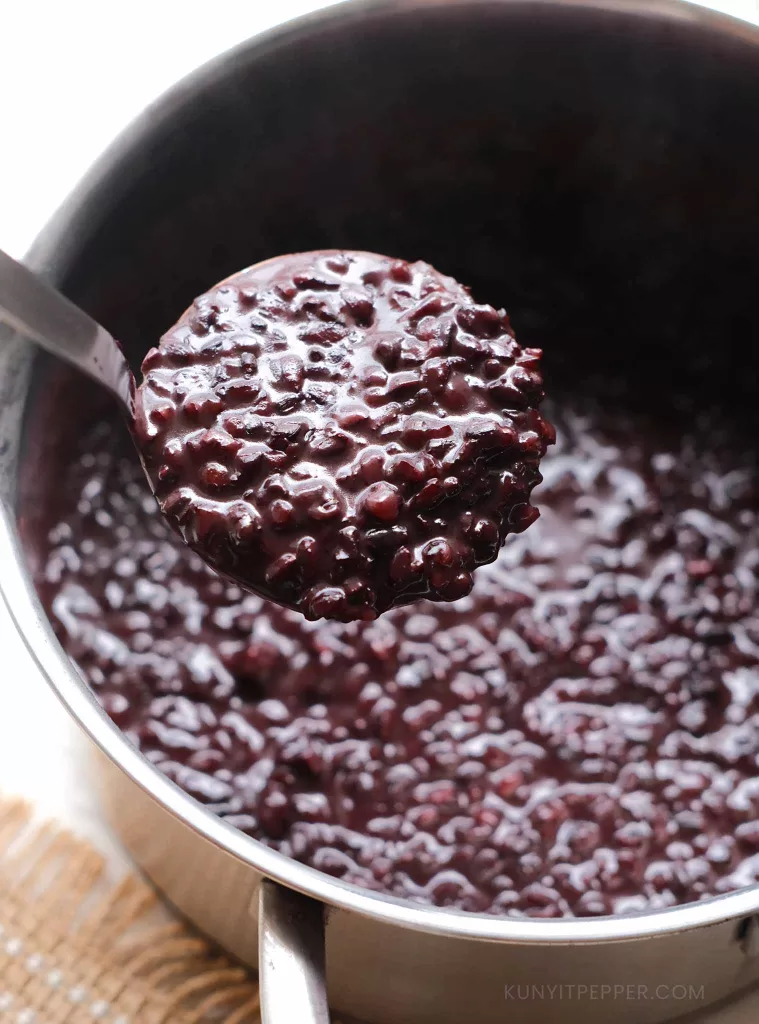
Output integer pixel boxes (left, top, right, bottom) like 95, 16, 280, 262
2, 1, 759, 1022
259, 881, 329, 1024
0, 247, 133, 412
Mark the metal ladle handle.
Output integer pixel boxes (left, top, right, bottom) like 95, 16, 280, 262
259, 880, 330, 1023
0, 248, 134, 413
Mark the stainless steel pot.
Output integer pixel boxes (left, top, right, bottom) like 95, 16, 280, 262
3, 2, 759, 1022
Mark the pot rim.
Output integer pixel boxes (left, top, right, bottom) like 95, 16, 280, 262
8, 0, 759, 945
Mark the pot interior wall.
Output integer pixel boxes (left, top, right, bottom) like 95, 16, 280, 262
22, 1, 759, 406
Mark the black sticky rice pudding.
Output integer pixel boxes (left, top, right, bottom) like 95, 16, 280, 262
132, 251, 554, 622
32, 334, 759, 917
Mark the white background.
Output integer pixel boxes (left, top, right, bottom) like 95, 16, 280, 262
1, 3, 759, 1017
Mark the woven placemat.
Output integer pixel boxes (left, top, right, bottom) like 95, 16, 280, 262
0, 796, 261, 1023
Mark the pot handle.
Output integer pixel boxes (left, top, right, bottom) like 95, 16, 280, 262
258, 879, 330, 1024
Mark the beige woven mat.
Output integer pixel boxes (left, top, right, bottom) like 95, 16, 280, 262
0, 797, 260, 1023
